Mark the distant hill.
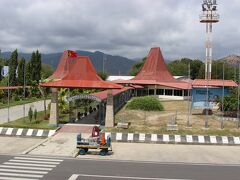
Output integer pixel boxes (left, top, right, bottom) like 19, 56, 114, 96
219, 55, 240, 66
0, 50, 136, 75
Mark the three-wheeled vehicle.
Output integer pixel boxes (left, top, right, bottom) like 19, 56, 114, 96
76, 126, 112, 156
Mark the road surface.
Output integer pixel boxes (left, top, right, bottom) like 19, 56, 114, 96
0, 100, 50, 123
0, 154, 239, 180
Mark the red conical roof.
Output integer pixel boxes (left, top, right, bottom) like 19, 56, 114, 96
133, 47, 176, 82
41, 50, 122, 89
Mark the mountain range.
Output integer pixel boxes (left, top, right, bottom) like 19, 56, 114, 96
219, 55, 240, 66
1, 50, 240, 75
0, 50, 136, 75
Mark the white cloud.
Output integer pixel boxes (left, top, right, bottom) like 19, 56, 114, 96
0, 0, 239, 60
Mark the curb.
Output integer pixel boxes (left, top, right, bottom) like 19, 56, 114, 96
105, 132, 240, 146
0, 127, 56, 138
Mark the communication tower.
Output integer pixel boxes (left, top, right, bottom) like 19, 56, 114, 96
200, 0, 219, 80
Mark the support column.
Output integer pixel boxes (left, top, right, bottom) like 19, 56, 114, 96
105, 89, 114, 127
154, 85, 157, 96
49, 88, 59, 126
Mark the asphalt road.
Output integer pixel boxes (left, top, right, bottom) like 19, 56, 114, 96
0, 155, 239, 180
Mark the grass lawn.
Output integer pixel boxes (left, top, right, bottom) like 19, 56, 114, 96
1, 111, 57, 129
105, 100, 240, 136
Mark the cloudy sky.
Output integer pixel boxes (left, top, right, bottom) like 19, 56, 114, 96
0, 0, 239, 60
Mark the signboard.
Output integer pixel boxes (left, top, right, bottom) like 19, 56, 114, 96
192, 87, 230, 109
67, 94, 102, 102
1, 66, 9, 77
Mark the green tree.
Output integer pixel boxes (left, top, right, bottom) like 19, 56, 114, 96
35, 50, 42, 82
97, 71, 108, 80
34, 109, 37, 121
129, 57, 146, 76
167, 58, 204, 79
9, 49, 18, 86
30, 51, 36, 82
0, 64, 2, 81
25, 61, 32, 85
41, 63, 53, 79
28, 107, 33, 122
17, 58, 26, 86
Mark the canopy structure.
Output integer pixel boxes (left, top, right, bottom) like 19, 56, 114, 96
40, 50, 122, 89
113, 47, 190, 90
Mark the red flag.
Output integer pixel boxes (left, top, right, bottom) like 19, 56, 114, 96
68, 50, 77, 58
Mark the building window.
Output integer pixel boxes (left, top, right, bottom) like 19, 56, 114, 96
149, 89, 154, 95
156, 89, 164, 95
184, 90, 191, 96
174, 90, 183, 96
165, 89, 173, 96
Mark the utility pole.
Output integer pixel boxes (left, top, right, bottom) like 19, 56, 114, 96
237, 63, 240, 128
187, 63, 191, 127
221, 62, 224, 129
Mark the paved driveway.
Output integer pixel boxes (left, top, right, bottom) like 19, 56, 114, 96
0, 100, 50, 124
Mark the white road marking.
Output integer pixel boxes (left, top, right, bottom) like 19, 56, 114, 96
48, 130, 56, 137
139, 133, 145, 141
151, 134, 158, 142
26, 129, 33, 136
210, 136, 217, 144
0, 165, 52, 171
68, 173, 192, 180
163, 134, 169, 142
198, 136, 205, 143
174, 135, 181, 142
4, 162, 56, 168
222, 136, 228, 144
186, 135, 193, 143
0, 172, 43, 178
0, 168, 48, 174
9, 159, 60, 165
14, 157, 63, 162
16, 128, 23, 136
233, 137, 240, 144
116, 133, 122, 140
0, 127, 3, 134
127, 133, 134, 141
0, 177, 38, 180
5, 128, 13, 135
36, 129, 43, 137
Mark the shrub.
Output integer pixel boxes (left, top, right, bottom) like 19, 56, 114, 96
28, 107, 33, 122
34, 109, 37, 121
126, 96, 164, 111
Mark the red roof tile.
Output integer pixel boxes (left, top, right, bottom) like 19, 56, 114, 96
40, 50, 122, 89
113, 47, 190, 89
192, 79, 237, 87
133, 47, 176, 82
92, 87, 132, 100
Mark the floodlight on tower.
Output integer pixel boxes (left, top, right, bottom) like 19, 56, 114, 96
200, 0, 219, 80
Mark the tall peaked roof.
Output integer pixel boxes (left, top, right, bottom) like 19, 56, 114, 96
40, 50, 122, 89
133, 47, 176, 82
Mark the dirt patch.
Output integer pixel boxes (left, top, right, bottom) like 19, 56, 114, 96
110, 100, 240, 136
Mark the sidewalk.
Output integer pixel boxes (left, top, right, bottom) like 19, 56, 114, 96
0, 100, 50, 124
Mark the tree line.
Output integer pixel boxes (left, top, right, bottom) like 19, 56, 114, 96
129, 57, 237, 80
